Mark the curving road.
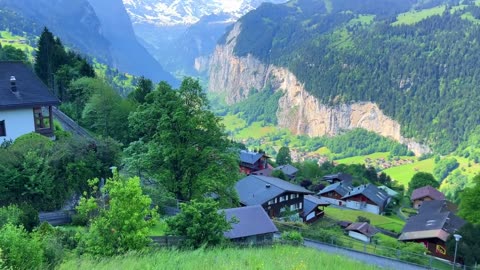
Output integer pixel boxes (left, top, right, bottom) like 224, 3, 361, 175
303, 238, 428, 270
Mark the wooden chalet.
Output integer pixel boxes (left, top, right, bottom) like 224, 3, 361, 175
317, 181, 353, 206
239, 150, 270, 175
235, 175, 313, 218
323, 173, 352, 184
341, 184, 390, 215
302, 195, 330, 223
411, 185, 446, 209
398, 200, 465, 260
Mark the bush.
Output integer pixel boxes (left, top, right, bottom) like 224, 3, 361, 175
0, 224, 44, 270
0, 205, 22, 227
18, 203, 39, 232
281, 231, 303, 245
356, 216, 370, 224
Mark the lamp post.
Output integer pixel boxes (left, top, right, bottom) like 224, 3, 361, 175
452, 234, 462, 270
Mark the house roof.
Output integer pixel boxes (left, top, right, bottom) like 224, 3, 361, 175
323, 173, 352, 183
399, 201, 466, 242
251, 168, 273, 177
342, 184, 389, 207
378, 186, 399, 197
317, 181, 353, 197
274, 164, 299, 176
236, 175, 314, 206
303, 195, 330, 216
346, 222, 379, 237
239, 150, 265, 165
0, 62, 60, 109
418, 200, 458, 215
411, 186, 445, 201
222, 205, 278, 239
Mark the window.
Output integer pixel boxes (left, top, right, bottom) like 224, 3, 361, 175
0, 120, 5, 137
299, 202, 303, 209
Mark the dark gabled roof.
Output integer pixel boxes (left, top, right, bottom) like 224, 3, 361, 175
399, 200, 466, 242
317, 181, 353, 197
239, 150, 264, 165
411, 186, 445, 201
346, 222, 379, 237
274, 164, 299, 176
222, 205, 278, 239
342, 184, 389, 207
0, 62, 60, 109
323, 173, 352, 183
236, 175, 313, 206
251, 168, 273, 177
303, 195, 330, 216
418, 200, 458, 215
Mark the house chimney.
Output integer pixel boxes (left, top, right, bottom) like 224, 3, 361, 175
266, 184, 271, 188
10, 76, 17, 92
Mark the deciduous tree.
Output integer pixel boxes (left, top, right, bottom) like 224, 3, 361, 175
408, 172, 439, 194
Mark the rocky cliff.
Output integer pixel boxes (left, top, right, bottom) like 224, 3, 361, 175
208, 23, 431, 156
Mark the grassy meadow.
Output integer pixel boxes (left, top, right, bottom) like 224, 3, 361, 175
58, 245, 380, 270
324, 207, 405, 233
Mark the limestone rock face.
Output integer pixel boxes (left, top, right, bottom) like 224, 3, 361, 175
208, 22, 431, 156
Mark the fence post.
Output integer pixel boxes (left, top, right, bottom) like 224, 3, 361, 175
396, 249, 401, 260
363, 243, 366, 253
429, 255, 433, 269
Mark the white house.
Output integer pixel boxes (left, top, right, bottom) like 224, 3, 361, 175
0, 62, 60, 142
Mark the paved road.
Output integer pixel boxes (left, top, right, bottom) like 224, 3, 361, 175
303, 238, 428, 270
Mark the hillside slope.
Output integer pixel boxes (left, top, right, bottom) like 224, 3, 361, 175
208, 0, 480, 154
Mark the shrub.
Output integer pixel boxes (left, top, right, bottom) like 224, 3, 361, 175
18, 203, 39, 232
0, 224, 44, 270
0, 205, 22, 227
281, 231, 303, 245
356, 216, 370, 224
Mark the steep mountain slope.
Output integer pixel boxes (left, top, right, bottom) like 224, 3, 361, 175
0, 0, 111, 63
86, 0, 177, 85
0, 0, 176, 85
122, 0, 287, 76
209, 0, 479, 154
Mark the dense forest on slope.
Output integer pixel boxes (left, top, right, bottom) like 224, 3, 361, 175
224, 0, 480, 154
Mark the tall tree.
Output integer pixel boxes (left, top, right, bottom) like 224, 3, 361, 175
276, 146, 292, 165
458, 175, 480, 225
446, 223, 480, 267
127, 78, 239, 206
408, 172, 439, 195
128, 76, 153, 104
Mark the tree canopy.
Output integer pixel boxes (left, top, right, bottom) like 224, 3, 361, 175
276, 146, 292, 166
458, 175, 480, 225
126, 78, 240, 206
408, 172, 439, 195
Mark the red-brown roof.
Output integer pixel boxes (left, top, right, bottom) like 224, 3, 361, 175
345, 222, 379, 237
411, 186, 445, 201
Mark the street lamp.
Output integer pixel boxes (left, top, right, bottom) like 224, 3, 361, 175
452, 234, 462, 270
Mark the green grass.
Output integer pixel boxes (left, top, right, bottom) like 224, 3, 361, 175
335, 152, 390, 165
0, 30, 35, 61
58, 245, 381, 270
149, 220, 168, 236
383, 158, 435, 186
324, 207, 405, 233
235, 121, 276, 140
461, 12, 480, 24
348, 15, 376, 26
222, 114, 247, 132
393, 5, 446, 26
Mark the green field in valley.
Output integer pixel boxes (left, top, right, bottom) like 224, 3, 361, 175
382, 158, 435, 186
324, 207, 405, 233
58, 245, 380, 270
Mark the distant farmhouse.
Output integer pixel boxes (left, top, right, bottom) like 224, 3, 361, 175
345, 222, 379, 243
323, 173, 353, 184
239, 150, 270, 175
399, 200, 465, 260
0, 62, 60, 141
410, 185, 445, 209
235, 175, 313, 218
318, 181, 390, 215
252, 164, 299, 180
341, 184, 390, 215
317, 180, 353, 206
223, 205, 278, 245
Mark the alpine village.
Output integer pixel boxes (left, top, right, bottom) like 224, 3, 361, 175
1, 0, 480, 269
